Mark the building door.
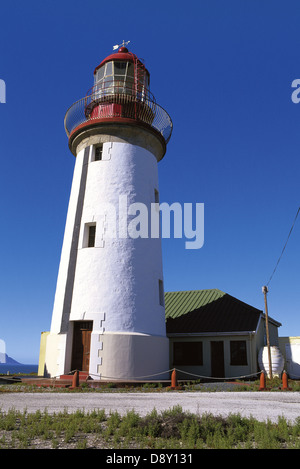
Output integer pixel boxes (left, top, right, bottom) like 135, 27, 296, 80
210, 341, 225, 378
71, 321, 93, 372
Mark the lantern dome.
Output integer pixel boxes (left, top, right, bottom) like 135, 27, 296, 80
94, 46, 149, 79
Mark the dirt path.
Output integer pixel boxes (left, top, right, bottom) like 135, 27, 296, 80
1, 391, 300, 423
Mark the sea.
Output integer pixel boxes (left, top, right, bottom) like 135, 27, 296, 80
0, 364, 38, 375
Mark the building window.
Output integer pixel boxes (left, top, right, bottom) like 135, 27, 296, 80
87, 224, 96, 247
154, 189, 159, 203
94, 144, 103, 161
173, 342, 203, 366
159, 279, 164, 306
230, 340, 248, 366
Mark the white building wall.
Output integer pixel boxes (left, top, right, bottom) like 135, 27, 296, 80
49, 148, 88, 334
71, 142, 165, 336
45, 139, 169, 379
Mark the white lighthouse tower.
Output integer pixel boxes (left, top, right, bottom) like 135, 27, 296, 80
43, 43, 173, 380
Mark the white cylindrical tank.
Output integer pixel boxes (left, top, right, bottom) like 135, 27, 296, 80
258, 346, 284, 377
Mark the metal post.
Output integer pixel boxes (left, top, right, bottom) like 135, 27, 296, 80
262, 286, 273, 379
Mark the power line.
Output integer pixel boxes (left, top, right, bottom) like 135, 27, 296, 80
266, 207, 300, 286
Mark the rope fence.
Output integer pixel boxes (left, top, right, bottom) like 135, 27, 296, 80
50, 367, 262, 382
31, 367, 293, 393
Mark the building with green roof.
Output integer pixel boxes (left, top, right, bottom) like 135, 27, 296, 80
165, 289, 281, 380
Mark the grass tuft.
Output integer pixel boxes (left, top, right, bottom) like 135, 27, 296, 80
0, 405, 299, 449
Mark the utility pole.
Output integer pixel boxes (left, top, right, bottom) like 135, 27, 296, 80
262, 286, 273, 379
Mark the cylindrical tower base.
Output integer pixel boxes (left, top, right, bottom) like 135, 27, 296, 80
92, 333, 170, 381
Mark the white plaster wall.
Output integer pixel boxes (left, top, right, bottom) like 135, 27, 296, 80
46, 139, 168, 378
49, 149, 85, 334
94, 333, 170, 380
70, 142, 166, 337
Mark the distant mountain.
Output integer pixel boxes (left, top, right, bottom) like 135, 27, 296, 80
0, 353, 22, 365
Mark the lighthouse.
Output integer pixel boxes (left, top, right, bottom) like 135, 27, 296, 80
42, 43, 173, 380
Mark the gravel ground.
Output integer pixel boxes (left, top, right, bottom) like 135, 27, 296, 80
1, 390, 300, 424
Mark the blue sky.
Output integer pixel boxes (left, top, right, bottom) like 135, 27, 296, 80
0, 0, 300, 363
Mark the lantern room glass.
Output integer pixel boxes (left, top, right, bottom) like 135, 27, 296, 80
94, 61, 149, 99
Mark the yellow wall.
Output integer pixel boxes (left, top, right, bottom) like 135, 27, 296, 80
38, 331, 49, 376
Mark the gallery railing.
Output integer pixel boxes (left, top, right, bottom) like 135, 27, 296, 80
64, 82, 173, 144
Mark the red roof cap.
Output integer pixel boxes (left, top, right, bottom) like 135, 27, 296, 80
93, 47, 149, 76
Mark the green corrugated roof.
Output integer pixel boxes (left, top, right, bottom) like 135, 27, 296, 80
164, 289, 278, 334
164, 289, 226, 319
164, 289, 281, 334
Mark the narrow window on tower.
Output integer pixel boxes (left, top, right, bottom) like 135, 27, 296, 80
159, 279, 164, 306
88, 224, 96, 247
154, 189, 159, 204
94, 144, 103, 161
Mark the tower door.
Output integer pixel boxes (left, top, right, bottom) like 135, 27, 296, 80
210, 341, 225, 378
71, 321, 93, 372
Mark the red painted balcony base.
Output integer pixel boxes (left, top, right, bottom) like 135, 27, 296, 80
64, 90, 172, 145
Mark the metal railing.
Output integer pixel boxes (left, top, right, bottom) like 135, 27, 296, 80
64, 84, 173, 144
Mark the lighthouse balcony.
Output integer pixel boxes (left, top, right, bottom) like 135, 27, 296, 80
64, 82, 173, 146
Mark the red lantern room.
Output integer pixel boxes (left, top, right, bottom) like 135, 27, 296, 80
85, 45, 152, 122
93, 46, 150, 96
64, 43, 172, 155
